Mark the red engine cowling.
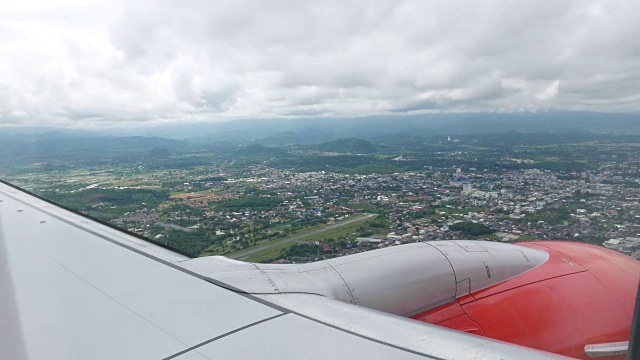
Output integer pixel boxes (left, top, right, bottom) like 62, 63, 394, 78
412, 241, 640, 359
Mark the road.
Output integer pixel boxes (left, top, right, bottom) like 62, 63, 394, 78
228, 214, 376, 260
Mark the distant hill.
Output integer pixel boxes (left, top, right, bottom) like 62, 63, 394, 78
0, 134, 183, 164
147, 148, 172, 158
105, 111, 640, 139
438, 111, 640, 134
1, 111, 638, 142
315, 138, 376, 154
236, 144, 287, 157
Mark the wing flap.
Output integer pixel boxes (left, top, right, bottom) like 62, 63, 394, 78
254, 293, 569, 360
173, 313, 426, 360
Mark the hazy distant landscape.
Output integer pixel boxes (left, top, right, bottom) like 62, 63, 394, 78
1, 112, 638, 262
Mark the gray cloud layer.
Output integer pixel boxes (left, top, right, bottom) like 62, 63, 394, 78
1, 0, 639, 126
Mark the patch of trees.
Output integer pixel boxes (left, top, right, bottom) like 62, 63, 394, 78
163, 229, 224, 257
42, 188, 169, 212
367, 218, 388, 229
449, 222, 494, 236
284, 243, 326, 258
407, 208, 436, 219
518, 207, 578, 225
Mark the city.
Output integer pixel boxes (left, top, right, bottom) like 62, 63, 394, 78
2, 128, 638, 263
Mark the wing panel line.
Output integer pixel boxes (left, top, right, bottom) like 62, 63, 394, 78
53, 260, 188, 348
163, 313, 288, 360
281, 311, 444, 360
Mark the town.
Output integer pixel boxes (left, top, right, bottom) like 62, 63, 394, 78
1, 130, 638, 264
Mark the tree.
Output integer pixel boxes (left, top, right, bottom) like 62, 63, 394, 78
449, 222, 494, 236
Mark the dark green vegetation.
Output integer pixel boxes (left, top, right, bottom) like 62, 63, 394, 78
41, 188, 169, 221
164, 229, 220, 256
449, 222, 494, 236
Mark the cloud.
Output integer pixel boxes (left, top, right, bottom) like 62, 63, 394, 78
0, 0, 639, 127
537, 81, 560, 101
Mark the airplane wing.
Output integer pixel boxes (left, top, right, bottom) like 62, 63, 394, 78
0, 180, 568, 360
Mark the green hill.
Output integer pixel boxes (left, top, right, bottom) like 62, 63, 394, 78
316, 138, 376, 154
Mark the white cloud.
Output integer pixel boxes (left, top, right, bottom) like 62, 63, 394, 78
537, 81, 560, 101
0, 0, 639, 127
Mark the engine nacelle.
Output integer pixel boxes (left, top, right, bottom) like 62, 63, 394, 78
183, 240, 548, 316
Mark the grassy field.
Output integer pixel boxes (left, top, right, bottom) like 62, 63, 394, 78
226, 213, 376, 263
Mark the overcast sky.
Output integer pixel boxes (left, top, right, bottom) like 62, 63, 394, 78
1, 0, 638, 127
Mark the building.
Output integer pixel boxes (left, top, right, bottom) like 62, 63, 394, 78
603, 239, 622, 251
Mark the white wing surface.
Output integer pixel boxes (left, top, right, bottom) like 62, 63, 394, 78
0, 181, 567, 360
